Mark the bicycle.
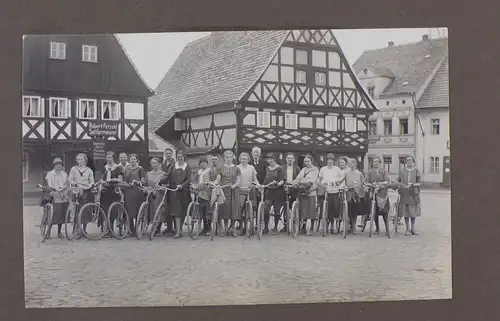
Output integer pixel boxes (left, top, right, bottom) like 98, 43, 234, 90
184, 184, 204, 240
149, 184, 179, 241
64, 185, 86, 240
135, 181, 157, 240
77, 181, 108, 241
206, 183, 231, 241
36, 184, 56, 243
286, 182, 312, 239
364, 182, 390, 238
319, 182, 339, 237
278, 185, 293, 236
239, 186, 255, 238
107, 182, 132, 240
253, 181, 278, 240
338, 185, 353, 239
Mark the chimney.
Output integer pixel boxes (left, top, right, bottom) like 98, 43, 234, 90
210, 32, 223, 49
422, 34, 429, 41
388, 41, 394, 47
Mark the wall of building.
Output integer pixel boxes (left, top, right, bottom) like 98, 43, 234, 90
415, 108, 450, 185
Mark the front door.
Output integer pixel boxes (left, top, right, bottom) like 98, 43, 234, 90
442, 156, 451, 187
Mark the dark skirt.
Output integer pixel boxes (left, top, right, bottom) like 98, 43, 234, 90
299, 195, 317, 220
264, 188, 285, 217
326, 193, 341, 220
52, 202, 69, 225
100, 187, 121, 220
124, 185, 145, 219
77, 189, 94, 225
218, 186, 238, 220
199, 198, 211, 220
348, 198, 364, 218
168, 190, 190, 218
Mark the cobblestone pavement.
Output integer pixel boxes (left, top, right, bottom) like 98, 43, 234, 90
24, 191, 451, 308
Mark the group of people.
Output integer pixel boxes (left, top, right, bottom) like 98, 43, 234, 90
41, 146, 423, 240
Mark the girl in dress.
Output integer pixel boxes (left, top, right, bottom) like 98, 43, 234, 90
45, 157, 69, 239
145, 157, 167, 236
212, 150, 240, 236
159, 152, 191, 238
397, 156, 422, 236
236, 152, 259, 236
292, 155, 319, 236
68, 153, 95, 236
123, 154, 146, 236
365, 156, 390, 235
100, 151, 125, 237
262, 153, 285, 235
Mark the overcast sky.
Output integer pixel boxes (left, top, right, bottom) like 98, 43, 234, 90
117, 28, 447, 91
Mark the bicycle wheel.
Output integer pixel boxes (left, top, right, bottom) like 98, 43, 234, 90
136, 201, 149, 240
149, 203, 163, 241
64, 203, 78, 240
40, 204, 53, 243
256, 202, 265, 240
187, 203, 203, 240
291, 201, 300, 239
284, 205, 291, 236
78, 203, 107, 241
343, 199, 348, 239
320, 199, 327, 237
368, 199, 376, 238
108, 202, 130, 240
211, 203, 219, 241
245, 201, 253, 238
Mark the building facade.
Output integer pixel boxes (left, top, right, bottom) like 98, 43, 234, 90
22, 34, 153, 195
353, 35, 449, 183
149, 30, 377, 168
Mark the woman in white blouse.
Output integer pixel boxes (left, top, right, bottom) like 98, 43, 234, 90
45, 157, 70, 238
68, 153, 95, 235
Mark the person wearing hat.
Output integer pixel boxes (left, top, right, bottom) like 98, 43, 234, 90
45, 157, 70, 239
261, 152, 285, 234
318, 153, 346, 234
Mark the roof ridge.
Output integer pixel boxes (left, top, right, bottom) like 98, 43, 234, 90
362, 37, 448, 54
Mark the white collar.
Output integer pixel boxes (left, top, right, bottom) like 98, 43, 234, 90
175, 162, 187, 170
105, 164, 117, 171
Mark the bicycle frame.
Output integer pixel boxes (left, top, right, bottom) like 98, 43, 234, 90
149, 184, 179, 240
206, 183, 231, 241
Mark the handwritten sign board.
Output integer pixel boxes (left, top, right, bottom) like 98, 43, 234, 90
88, 122, 119, 138
92, 141, 106, 161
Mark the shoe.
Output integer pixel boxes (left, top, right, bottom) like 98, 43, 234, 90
263, 227, 269, 234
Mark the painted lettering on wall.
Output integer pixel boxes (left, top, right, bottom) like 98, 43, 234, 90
88, 122, 119, 137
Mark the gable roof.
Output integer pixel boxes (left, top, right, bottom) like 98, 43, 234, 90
353, 37, 448, 97
149, 30, 288, 132
418, 57, 449, 108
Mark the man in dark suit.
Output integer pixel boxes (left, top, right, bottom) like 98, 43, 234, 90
249, 146, 267, 184
161, 148, 176, 235
281, 152, 301, 232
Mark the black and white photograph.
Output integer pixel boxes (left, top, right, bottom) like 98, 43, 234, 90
22, 28, 451, 308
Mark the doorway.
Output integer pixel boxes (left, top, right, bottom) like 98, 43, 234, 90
442, 156, 450, 187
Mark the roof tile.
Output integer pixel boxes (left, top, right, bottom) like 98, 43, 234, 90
418, 57, 449, 108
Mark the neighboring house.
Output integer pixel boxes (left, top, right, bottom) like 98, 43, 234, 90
149, 30, 377, 167
148, 131, 177, 162
353, 35, 449, 184
22, 34, 153, 195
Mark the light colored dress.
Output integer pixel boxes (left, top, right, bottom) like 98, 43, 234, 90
294, 166, 319, 220
397, 167, 421, 218
215, 164, 241, 220
45, 170, 69, 224
237, 164, 258, 215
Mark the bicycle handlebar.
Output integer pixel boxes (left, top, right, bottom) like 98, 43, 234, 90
252, 181, 278, 189
153, 183, 179, 192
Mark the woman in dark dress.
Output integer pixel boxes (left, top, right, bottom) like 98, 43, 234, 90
100, 151, 125, 237
365, 156, 390, 235
262, 153, 285, 234
123, 154, 146, 236
159, 152, 191, 238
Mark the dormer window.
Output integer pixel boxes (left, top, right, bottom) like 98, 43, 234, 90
50, 42, 66, 60
82, 45, 98, 63
363, 68, 368, 75
367, 86, 375, 98
101, 100, 120, 120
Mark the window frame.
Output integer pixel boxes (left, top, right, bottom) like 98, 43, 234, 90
344, 116, 357, 133
22, 152, 29, 182
49, 42, 66, 60
256, 111, 271, 128
295, 69, 307, 84
431, 118, 440, 135
383, 155, 392, 172
368, 120, 377, 135
315, 71, 327, 86
22, 96, 43, 118
325, 115, 338, 132
383, 119, 393, 135
49, 97, 71, 119
284, 113, 298, 130
77, 98, 98, 120
399, 118, 409, 135
82, 45, 98, 63
430, 156, 440, 174
101, 100, 121, 120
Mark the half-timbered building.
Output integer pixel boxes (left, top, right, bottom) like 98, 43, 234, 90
22, 34, 153, 195
149, 30, 377, 167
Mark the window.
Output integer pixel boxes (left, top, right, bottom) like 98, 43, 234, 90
368, 120, 377, 135
284, 113, 298, 130
23, 96, 43, 117
101, 100, 120, 120
383, 119, 392, 135
256, 111, 271, 128
295, 70, 307, 84
325, 115, 338, 132
430, 157, 440, 174
368, 87, 375, 98
344, 116, 357, 132
316, 117, 325, 129
49, 42, 66, 60
399, 156, 406, 170
22, 153, 28, 182
383, 156, 392, 172
295, 49, 308, 65
78, 99, 97, 119
82, 45, 98, 63
431, 118, 440, 135
49, 98, 70, 119
399, 118, 409, 134
315, 72, 327, 86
